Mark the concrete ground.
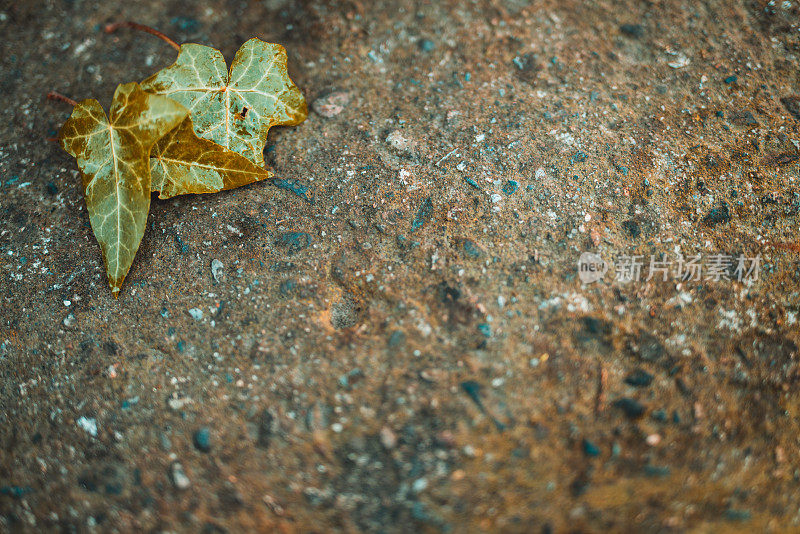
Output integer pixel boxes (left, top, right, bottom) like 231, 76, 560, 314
2, 0, 800, 531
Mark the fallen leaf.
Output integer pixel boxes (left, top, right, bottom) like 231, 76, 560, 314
59, 82, 188, 296
141, 38, 307, 167
150, 118, 272, 199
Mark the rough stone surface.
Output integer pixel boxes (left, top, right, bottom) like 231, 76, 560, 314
2, 1, 800, 532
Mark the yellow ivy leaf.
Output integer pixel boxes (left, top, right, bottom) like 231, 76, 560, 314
150, 118, 272, 199
141, 38, 307, 167
59, 82, 188, 296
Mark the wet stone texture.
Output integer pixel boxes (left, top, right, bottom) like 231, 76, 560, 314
1, 0, 800, 532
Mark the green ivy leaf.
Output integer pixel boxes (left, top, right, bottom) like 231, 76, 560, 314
141, 38, 307, 167
150, 118, 272, 199
59, 82, 188, 296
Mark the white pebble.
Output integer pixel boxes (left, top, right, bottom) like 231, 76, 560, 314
76, 416, 98, 437
211, 259, 224, 282
386, 130, 414, 152
170, 462, 191, 490
412, 478, 428, 493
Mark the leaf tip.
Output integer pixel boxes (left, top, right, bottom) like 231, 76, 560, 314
109, 284, 122, 299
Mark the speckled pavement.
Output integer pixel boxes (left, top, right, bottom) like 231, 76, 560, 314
2, 1, 800, 531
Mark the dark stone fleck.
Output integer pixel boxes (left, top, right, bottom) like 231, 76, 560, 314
621, 219, 640, 238
0, 486, 33, 498
462, 239, 482, 258
273, 178, 313, 203
643, 465, 670, 477
460, 381, 485, 411
651, 409, 667, 422
256, 410, 274, 449
218, 482, 244, 509
724, 509, 752, 521
193, 427, 211, 453
570, 470, 591, 496
702, 203, 731, 227
276, 232, 311, 254
581, 316, 611, 336
171, 16, 200, 32
477, 323, 491, 337
723, 75, 737, 84
502, 180, 519, 195
613, 397, 645, 418
624, 369, 654, 387
464, 176, 480, 189
412, 197, 434, 231
619, 24, 644, 38
582, 438, 600, 457
418, 39, 435, 52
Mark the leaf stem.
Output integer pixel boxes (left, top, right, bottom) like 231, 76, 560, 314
104, 21, 181, 51
47, 91, 78, 107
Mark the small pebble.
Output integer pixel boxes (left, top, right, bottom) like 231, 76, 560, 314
193, 427, 211, 452
380, 426, 397, 449
418, 39, 435, 52
668, 53, 690, 69
502, 180, 519, 195
582, 439, 600, 457
619, 23, 644, 38
170, 462, 191, 490
312, 91, 351, 118
188, 308, 203, 320
386, 130, 414, 152
76, 416, 98, 437
644, 465, 671, 477
613, 397, 646, 418
646, 434, 661, 446
723, 509, 752, 521
702, 203, 731, 227
624, 369, 654, 387
211, 259, 224, 283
